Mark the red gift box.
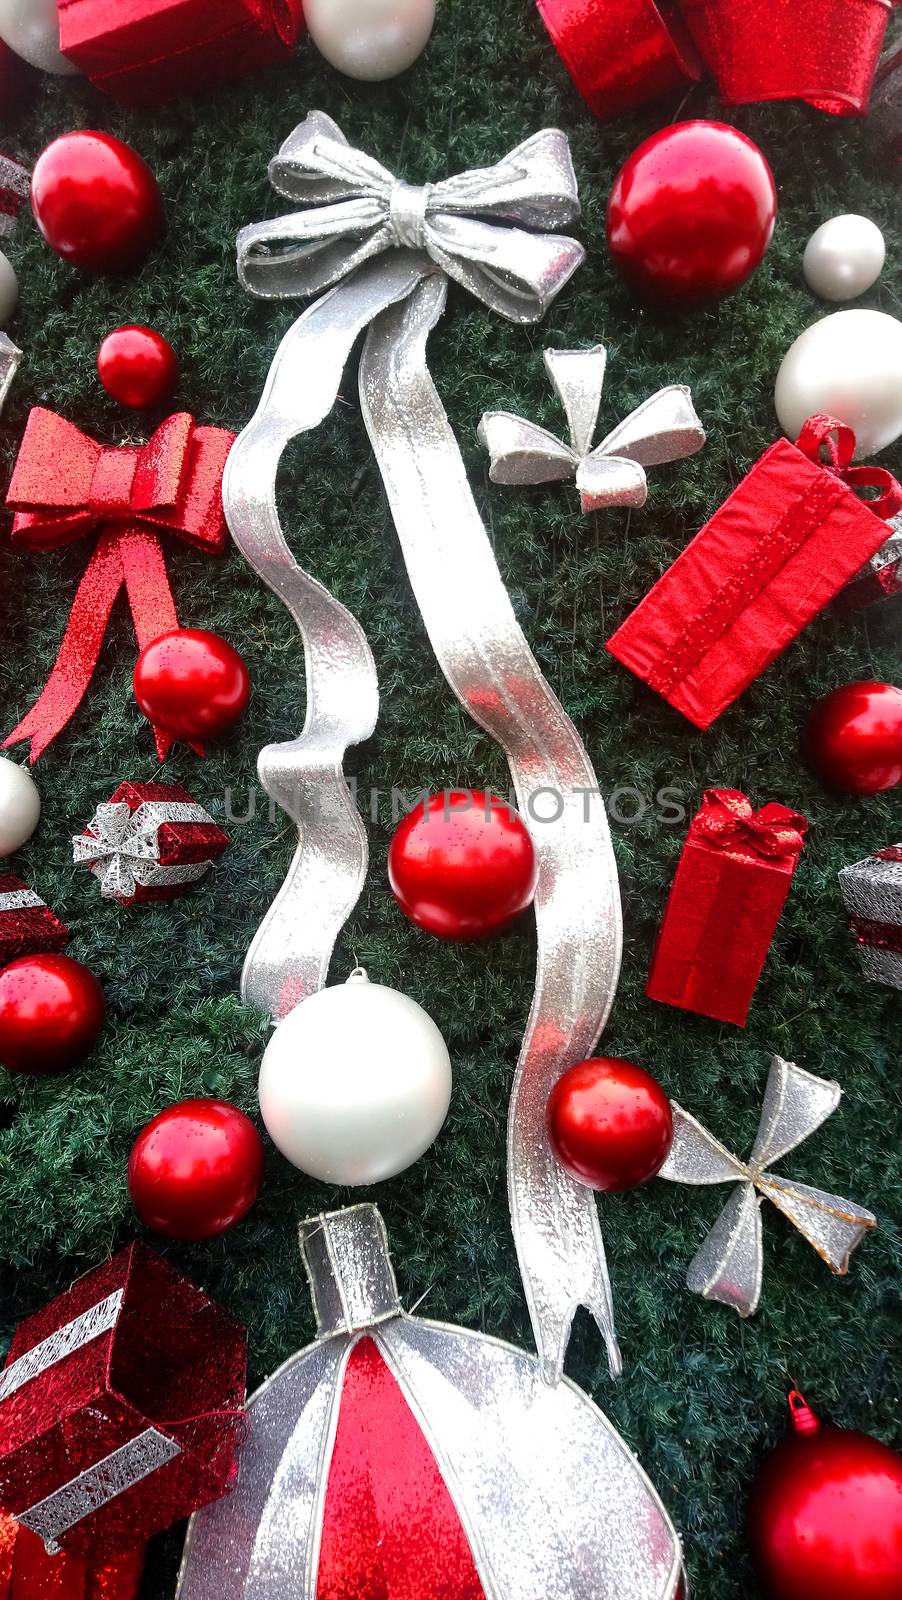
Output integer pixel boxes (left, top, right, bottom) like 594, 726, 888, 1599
0, 1512, 144, 1600
56, 0, 304, 106
645, 789, 807, 1027
0, 1244, 247, 1563
606, 417, 902, 730
0, 876, 68, 963
72, 782, 228, 906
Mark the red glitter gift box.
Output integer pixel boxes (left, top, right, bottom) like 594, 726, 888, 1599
0, 875, 68, 963
0, 1244, 247, 1563
72, 782, 228, 906
606, 416, 902, 730
0, 1511, 144, 1600
645, 789, 807, 1027
56, 0, 305, 106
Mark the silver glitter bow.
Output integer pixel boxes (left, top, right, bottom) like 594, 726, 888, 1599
478, 346, 705, 512
72, 800, 215, 900
227, 113, 624, 1383
659, 1055, 876, 1318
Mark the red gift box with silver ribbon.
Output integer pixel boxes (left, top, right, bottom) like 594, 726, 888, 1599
72, 782, 228, 905
839, 844, 902, 989
56, 0, 304, 106
0, 1244, 247, 1563
0, 876, 68, 963
606, 417, 902, 730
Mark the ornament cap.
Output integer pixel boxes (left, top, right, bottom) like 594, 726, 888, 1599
300, 1205, 401, 1338
787, 1390, 821, 1436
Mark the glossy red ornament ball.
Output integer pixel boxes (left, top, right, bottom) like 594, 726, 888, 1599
97, 325, 178, 409
803, 681, 902, 794
546, 1056, 673, 1192
133, 628, 251, 752
606, 121, 777, 308
31, 130, 163, 273
128, 1097, 264, 1240
748, 1391, 902, 1600
0, 954, 105, 1075
388, 789, 538, 941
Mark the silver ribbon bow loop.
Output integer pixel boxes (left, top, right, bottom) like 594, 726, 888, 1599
659, 1055, 876, 1318
479, 345, 705, 513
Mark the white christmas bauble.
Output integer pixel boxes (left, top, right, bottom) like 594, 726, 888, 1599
0, 756, 40, 857
0, 0, 80, 73
304, 0, 434, 81
774, 309, 902, 459
258, 968, 452, 1184
0, 252, 18, 325
802, 215, 885, 302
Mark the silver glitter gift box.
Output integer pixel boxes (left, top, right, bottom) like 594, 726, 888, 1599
838, 844, 902, 989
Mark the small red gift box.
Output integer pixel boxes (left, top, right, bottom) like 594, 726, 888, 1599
0, 876, 68, 963
0, 1244, 247, 1563
0, 1512, 144, 1600
645, 789, 807, 1027
72, 782, 228, 906
56, 0, 304, 106
607, 417, 902, 730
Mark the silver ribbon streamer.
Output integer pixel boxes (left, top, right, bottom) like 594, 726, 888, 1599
0, 1290, 124, 1402
659, 1055, 876, 1318
839, 844, 902, 989
478, 346, 705, 512
20, 1429, 181, 1553
73, 800, 217, 900
227, 113, 623, 1382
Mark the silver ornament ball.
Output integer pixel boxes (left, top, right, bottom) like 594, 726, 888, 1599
0, 0, 80, 74
802, 215, 885, 303
258, 968, 452, 1184
775, 309, 902, 459
304, 0, 435, 80
0, 756, 40, 857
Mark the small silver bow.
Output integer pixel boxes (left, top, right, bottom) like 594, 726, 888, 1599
478, 346, 705, 512
73, 801, 214, 900
236, 110, 585, 323
659, 1055, 876, 1318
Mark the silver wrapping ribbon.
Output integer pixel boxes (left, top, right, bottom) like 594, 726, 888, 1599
0, 1290, 123, 1402
0, 332, 20, 414
0, 887, 43, 914
73, 800, 217, 900
227, 113, 623, 1382
659, 1055, 876, 1317
478, 346, 705, 512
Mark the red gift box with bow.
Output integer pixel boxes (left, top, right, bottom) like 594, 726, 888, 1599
0, 1244, 247, 1563
0, 875, 68, 963
0, 1513, 144, 1600
56, 0, 304, 106
645, 789, 807, 1026
606, 416, 902, 730
72, 781, 229, 905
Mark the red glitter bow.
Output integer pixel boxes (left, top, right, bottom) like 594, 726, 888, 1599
537, 0, 894, 120
692, 789, 808, 861
4, 409, 235, 761
795, 414, 902, 519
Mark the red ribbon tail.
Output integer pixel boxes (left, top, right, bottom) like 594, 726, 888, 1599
119, 526, 181, 762
3, 531, 125, 763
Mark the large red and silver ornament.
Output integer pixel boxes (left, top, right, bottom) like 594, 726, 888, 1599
177, 1205, 686, 1600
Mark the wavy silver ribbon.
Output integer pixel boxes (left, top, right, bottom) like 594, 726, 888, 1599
227, 113, 623, 1381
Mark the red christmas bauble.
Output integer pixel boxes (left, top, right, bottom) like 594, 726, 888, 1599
803, 681, 902, 794
133, 628, 251, 751
31, 131, 163, 273
606, 121, 777, 308
387, 789, 537, 941
748, 1392, 902, 1600
546, 1057, 673, 1192
97, 325, 178, 409
0, 953, 105, 1075
128, 1097, 264, 1240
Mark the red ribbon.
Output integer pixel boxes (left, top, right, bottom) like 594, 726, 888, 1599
795, 414, 902, 520
848, 913, 902, 954
691, 788, 807, 861
538, 0, 893, 120
4, 409, 235, 762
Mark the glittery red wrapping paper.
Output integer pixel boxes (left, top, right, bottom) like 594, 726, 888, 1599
645, 790, 807, 1028
0, 1513, 144, 1600
0, 874, 68, 963
605, 423, 901, 730
0, 1244, 247, 1563
317, 1338, 486, 1600
56, 0, 304, 106
80, 781, 229, 905
535, 0, 701, 121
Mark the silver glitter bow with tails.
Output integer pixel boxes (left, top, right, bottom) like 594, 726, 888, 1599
478, 346, 705, 512
226, 112, 623, 1383
659, 1055, 876, 1317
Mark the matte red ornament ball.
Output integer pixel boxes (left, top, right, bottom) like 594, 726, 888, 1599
606, 121, 777, 308
97, 325, 178, 409
747, 1392, 902, 1600
803, 681, 902, 794
388, 789, 538, 941
0, 953, 105, 1075
31, 130, 163, 273
128, 1098, 265, 1240
546, 1056, 673, 1192
133, 628, 251, 752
